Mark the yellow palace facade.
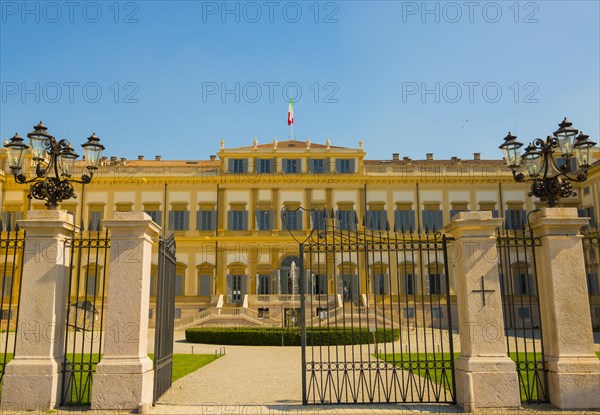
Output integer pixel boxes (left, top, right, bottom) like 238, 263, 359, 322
1, 138, 599, 328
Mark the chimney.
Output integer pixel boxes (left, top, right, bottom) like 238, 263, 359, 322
110, 156, 117, 162
138, 155, 144, 161
155, 155, 162, 161
426, 153, 433, 161
403, 156, 411, 162
473, 152, 481, 160
451, 156, 459, 162
392, 153, 399, 161
209, 155, 217, 161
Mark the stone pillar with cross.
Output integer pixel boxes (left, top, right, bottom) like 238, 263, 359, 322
445, 211, 521, 412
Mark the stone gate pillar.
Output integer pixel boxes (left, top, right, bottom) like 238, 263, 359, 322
0, 210, 75, 410
529, 208, 600, 409
92, 212, 160, 410
444, 211, 521, 412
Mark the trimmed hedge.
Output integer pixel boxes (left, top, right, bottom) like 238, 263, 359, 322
185, 327, 400, 346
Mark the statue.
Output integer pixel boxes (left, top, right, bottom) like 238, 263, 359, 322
326, 138, 331, 149
306, 138, 311, 150
253, 137, 258, 148
220, 139, 225, 150
273, 137, 278, 149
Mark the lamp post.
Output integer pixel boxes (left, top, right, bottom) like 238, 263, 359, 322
4, 121, 105, 209
499, 117, 596, 207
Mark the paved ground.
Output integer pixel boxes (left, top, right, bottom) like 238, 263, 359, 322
2, 330, 599, 414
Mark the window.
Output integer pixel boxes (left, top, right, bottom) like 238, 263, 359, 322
432, 308, 443, 319
0, 310, 13, 321
174, 308, 182, 319
586, 272, 599, 295
145, 210, 162, 225
579, 207, 596, 228
1, 276, 12, 297
555, 157, 578, 173
336, 159, 354, 173
337, 210, 357, 231
258, 308, 270, 319
150, 269, 156, 296
256, 158, 273, 173
403, 307, 415, 318
175, 273, 184, 296
374, 274, 387, 295
429, 274, 441, 294
86, 270, 97, 297
366, 210, 387, 231
422, 208, 443, 231
197, 210, 216, 231
584, 186, 591, 196
229, 158, 247, 173
88, 210, 103, 232
506, 209, 526, 230
403, 274, 415, 295
283, 159, 299, 173
282, 209, 302, 231
518, 307, 530, 319
309, 159, 327, 174
515, 272, 531, 295
172, 210, 187, 231
257, 274, 271, 295
311, 209, 328, 230
228, 210, 248, 231
198, 274, 211, 296
256, 210, 273, 231
394, 208, 415, 232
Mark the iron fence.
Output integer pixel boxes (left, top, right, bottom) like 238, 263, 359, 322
61, 228, 110, 406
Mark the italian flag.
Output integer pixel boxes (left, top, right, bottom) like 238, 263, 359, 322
288, 99, 294, 125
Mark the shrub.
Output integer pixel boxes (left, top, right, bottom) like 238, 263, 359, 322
185, 326, 399, 346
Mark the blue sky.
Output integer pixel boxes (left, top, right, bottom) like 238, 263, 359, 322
1, 0, 598, 161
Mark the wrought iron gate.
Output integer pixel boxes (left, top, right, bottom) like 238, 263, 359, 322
153, 234, 176, 403
61, 228, 110, 405
496, 225, 547, 403
296, 209, 456, 405
0, 230, 25, 389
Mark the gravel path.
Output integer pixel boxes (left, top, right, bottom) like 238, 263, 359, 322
156, 343, 302, 406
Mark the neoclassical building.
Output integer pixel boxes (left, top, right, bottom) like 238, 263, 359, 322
1, 138, 599, 328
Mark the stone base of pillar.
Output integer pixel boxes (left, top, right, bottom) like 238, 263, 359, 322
0, 358, 62, 410
546, 356, 600, 409
455, 356, 521, 412
91, 357, 154, 410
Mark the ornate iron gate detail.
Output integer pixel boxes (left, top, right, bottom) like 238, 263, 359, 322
296, 209, 456, 405
496, 225, 547, 403
61, 228, 110, 405
0, 230, 25, 388
153, 234, 176, 403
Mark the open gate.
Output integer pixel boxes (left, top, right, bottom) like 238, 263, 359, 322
61, 228, 110, 405
292, 209, 456, 405
153, 234, 177, 403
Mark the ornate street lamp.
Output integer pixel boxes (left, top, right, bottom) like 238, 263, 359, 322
499, 117, 596, 207
4, 121, 105, 209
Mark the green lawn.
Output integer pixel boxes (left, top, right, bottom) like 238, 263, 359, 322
1, 353, 221, 405
378, 352, 600, 402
